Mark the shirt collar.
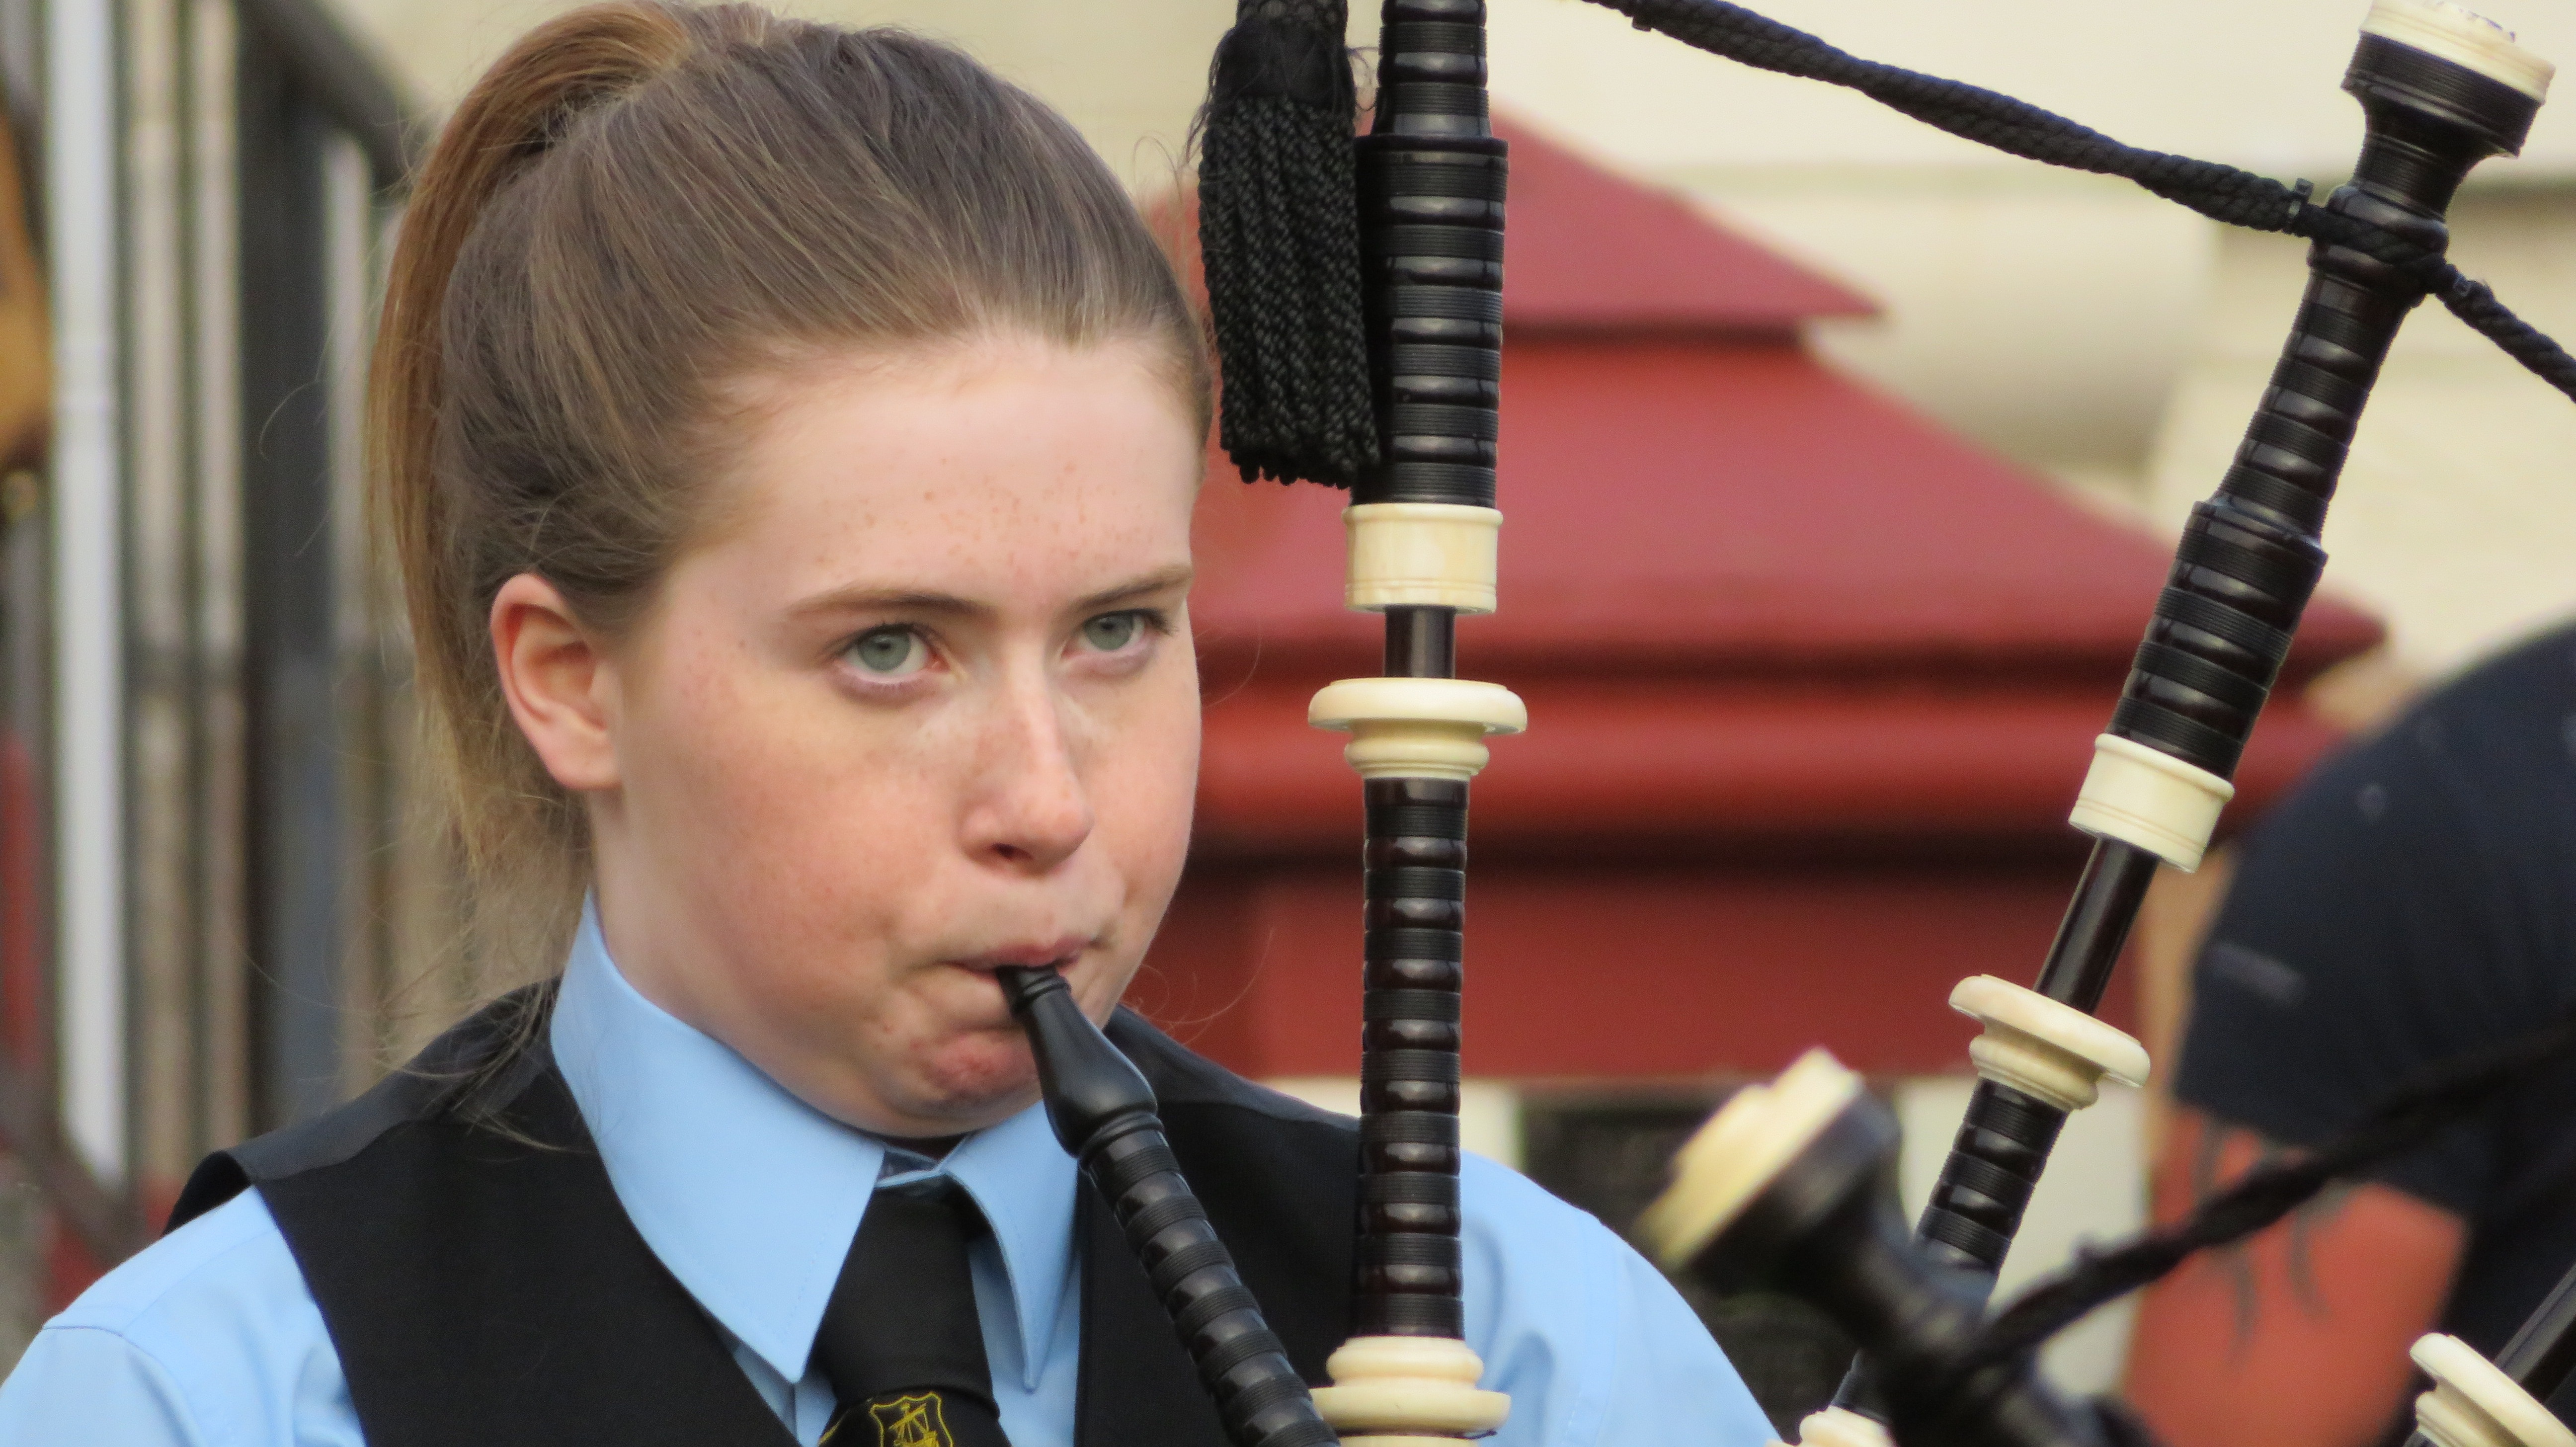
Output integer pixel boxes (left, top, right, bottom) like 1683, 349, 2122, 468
550, 902, 1079, 1388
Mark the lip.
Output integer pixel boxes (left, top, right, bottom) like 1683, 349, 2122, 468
946, 936, 1092, 972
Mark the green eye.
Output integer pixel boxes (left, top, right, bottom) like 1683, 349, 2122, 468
1081, 612, 1142, 653
847, 627, 929, 677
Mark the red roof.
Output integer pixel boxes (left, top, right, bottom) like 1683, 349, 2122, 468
1497, 119, 1873, 335
1196, 341, 2380, 681
1181, 123, 2383, 858
1143, 124, 2384, 1080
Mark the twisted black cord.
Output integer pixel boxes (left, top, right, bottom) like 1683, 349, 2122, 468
1583, 0, 2576, 403
1933, 1007, 2576, 1390
1198, 0, 1379, 487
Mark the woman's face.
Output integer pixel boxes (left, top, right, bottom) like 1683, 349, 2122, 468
500, 335, 1204, 1137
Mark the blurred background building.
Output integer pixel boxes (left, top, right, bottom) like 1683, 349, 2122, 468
0, 0, 442, 1361
0, 0, 2569, 1428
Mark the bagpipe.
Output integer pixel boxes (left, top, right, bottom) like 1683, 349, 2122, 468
991, 2, 2576, 1447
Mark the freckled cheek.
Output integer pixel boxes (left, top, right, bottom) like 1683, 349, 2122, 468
687, 768, 933, 1034
647, 651, 938, 962
746, 753, 944, 930
1091, 686, 1203, 912
1063, 706, 1195, 1022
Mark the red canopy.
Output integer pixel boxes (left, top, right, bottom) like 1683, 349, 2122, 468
1498, 116, 1872, 336
1148, 122, 2379, 1081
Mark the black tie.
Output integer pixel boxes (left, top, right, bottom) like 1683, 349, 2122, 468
816, 1178, 1016, 1447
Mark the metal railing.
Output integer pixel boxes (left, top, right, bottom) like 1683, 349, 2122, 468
0, 0, 423, 1305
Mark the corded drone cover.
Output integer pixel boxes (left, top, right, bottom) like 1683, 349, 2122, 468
1198, 0, 1379, 487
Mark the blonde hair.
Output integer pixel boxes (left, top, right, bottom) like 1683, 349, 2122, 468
373, 1, 1209, 969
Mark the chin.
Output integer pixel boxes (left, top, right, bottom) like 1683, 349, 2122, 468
897, 1025, 1040, 1128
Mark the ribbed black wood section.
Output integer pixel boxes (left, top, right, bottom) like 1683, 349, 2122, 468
1833, 1077, 2072, 1416
1357, 773, 1469, 1338
2108, 30, 2534, 781
1356, 0, 1505, 508
1914, 1081, 2066, 1280
1339, 0, 1498, 1352
1839, 31, 2540, 1427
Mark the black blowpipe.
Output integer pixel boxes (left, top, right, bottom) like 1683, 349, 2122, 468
993, 967, 1337, 1447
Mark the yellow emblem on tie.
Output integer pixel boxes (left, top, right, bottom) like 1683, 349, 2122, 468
868, 1392, 955, 1447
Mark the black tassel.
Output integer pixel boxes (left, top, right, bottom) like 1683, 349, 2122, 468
1198, 0, 1377, 488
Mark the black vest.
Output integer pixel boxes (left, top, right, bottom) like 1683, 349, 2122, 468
170, 989, 1359, 1447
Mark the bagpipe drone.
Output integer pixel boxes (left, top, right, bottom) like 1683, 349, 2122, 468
992, 3, 2576, 1447
1638, 1023, 2576, 1447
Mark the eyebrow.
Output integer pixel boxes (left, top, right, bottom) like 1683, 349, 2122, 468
787, 563, 1195, 623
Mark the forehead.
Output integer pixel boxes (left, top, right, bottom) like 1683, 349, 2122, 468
709, 338, 1201, 599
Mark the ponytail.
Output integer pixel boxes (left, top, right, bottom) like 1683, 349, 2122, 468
370, 3, 695, 974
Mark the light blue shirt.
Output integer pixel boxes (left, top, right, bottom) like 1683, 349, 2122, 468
0, 909, 1773, 1447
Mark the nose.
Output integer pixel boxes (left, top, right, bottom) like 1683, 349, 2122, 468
960, 669, 1095, 873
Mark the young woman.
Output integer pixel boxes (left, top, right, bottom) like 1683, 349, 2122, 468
0, 5, 1774, 1444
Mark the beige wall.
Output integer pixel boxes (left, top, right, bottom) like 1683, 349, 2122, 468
1681, 168, 2220, 486
1488, 0, 2576, 173
341, 0, 2576, 167
326, 0, 1231, 191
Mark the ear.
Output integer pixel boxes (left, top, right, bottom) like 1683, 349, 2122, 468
490, 572, 622, 793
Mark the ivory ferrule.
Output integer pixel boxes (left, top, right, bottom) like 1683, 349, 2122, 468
2412, 1333, 2576, 1447
1638, 1049, 1864, 1271
1310, 1336, 1512, 1444
1309, 677, 1527, 780
1344, 503, 1503, 614
2067, 733, 2235, 873
1950, 975, 2150, 1112
1793, 1406, 1895, 1447
2362, 0, 2553, 100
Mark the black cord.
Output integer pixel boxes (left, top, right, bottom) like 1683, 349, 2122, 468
1934, 1008, 2576, 1389
1582, 0, 2576, 404
1197, 0, 1379, 488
